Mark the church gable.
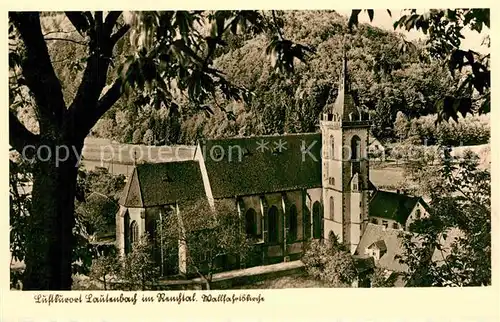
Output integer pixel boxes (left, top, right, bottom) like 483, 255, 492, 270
119, 167, 143, 207
119, 161, 206, 207
201, 133, 322, 198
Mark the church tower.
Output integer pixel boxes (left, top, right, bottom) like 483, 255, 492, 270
320, 50, 371, 254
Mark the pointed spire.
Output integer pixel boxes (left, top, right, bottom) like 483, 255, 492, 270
331, 39, 358, 121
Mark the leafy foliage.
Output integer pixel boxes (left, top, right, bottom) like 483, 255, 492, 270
9, 155, 32, 266
394, 111, 410, 141
398, 150, 490, 286
143, 129, 154, 145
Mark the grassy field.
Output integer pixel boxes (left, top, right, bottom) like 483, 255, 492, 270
370, 167, 404, 190
82, 137, 196, 176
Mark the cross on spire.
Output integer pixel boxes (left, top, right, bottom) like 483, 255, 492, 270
341, 42, 349, 93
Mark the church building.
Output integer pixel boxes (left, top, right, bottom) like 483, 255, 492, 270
116, 54, 429, 276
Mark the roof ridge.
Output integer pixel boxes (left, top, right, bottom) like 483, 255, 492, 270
121, 167, 135, 206
201, 132, 321, 142
135, 166, 145, 208
136, 159, 199, 167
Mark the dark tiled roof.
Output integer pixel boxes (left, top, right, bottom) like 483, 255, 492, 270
355, 223, 410, 273
200, 133, 322, 198
369, 190, 421, 224
119, 161, 206, 207
368, 180, 377, 191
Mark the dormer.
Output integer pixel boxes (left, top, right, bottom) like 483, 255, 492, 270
365, 240, 387, 261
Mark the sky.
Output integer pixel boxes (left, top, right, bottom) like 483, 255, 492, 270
336, 9, 490, 55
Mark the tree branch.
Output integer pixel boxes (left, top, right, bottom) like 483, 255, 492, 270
203, 14, 240, 68
43, 29, 79, 36
272, 11, 284, 40
95, 79, 124, 118
76, 78, 124, 138
104, 12, 123, 36
10, 12, 67, 133
9, 110, 39, 154
44, 37, 87, 46
65, 12, 92, 37
69, 12, 129, 140
110, 24, 130, 45
185, 249, 210, 289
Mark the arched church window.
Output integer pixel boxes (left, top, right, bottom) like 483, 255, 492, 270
328, 231, 337, 244
245, 208, 257, 237
351, 135, 361, 174
416, 209, 421, 219
303, 207, 311, 240
130, 220, 139, 246
124, 210, 131, 254
329, 197, 334, 220
312, 202, 322, 239
287, 205, 298, 242
330, 135, 335, 159
268, 206, 279, 244
351, 135, 361, 161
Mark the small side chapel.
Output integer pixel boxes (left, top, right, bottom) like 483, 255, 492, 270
115, 53, 429, 277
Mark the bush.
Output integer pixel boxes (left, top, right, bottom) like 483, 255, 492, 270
302, 239, 356, 287
143, 129, 155, 145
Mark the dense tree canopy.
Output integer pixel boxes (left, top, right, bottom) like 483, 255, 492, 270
84, 10, 490, 143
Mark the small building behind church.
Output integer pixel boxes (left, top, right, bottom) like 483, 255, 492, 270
368, 135, 386, 160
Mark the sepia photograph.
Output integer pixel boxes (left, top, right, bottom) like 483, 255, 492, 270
8, 9, 491, 293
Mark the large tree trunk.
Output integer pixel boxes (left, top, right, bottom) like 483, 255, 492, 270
10, 12, 128, 290
22, 139, 83, 290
